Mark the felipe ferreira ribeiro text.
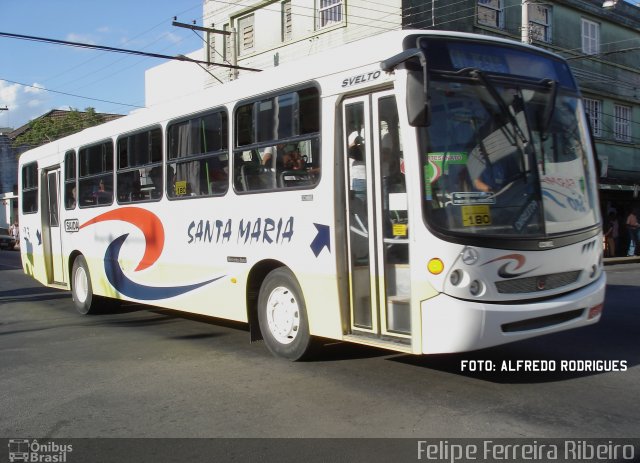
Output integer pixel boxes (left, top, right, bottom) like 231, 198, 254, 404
417, 440, 635, 462
460, 359, 628, 372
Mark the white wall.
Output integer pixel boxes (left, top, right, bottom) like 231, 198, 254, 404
144, 49, 206, 108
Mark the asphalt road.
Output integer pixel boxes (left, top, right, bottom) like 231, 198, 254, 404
1, 250, 638, 448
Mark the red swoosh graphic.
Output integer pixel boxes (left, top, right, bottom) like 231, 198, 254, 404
482, 254, 526, 270
80, 207, 164, 272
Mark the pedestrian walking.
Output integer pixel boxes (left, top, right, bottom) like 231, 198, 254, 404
604, 212, 618, 257
625, 209, 639, 256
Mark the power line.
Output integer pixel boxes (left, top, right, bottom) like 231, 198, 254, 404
37, 4, 205, 100
0, 78, 144, 108
41, 5, 202, 86
56, 32, 186, 96
0, 31, 261, 72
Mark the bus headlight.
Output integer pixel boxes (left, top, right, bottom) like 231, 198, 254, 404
450, 269, 462, 286
469, 279, 484, 297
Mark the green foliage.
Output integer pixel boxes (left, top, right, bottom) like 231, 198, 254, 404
13, 108, 106, 149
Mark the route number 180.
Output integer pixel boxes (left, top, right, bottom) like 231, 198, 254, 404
461, 205, 492, 227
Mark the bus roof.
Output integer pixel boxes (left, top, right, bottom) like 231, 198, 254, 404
19, 29, 563, 167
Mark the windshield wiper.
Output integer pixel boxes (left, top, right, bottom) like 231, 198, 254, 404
540, 79, 558, 140
465, 68, 528, 146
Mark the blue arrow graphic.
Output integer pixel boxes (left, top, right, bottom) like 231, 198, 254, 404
310, 223, 330, 257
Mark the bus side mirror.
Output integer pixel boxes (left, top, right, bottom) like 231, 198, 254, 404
380, 48, 430, 127
407, 70, 430, 127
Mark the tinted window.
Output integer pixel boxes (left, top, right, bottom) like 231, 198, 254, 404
21, 162, 38, 214
167, 110, 229, 199
234, 87, 320, 193
117, 127, 163, 203
64, 150, 77, 209
79, 141, 114, 207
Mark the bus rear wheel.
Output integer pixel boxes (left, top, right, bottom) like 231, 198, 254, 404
71, 255, 98, 315
258, 268, 312, 361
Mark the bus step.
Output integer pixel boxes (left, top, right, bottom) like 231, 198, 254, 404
343, 333, 413, 354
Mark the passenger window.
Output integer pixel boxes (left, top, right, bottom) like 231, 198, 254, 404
21, 162, 38, 214
117, 127, 162, 202
233, 87, 320, 193
78, 141, 114, 207
167, 110, 229, 199
64, 151, 77, 209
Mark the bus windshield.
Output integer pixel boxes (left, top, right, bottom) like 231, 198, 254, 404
420, 44, 599, 239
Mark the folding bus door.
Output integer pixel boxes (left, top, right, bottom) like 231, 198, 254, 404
342, 91, 411, 342
43, 167, 66, 284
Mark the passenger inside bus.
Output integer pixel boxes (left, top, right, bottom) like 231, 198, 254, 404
149, 166, 163, 198
235, 141, 319, 191
471, 153, 521, 193
67, 186, 76, 209
93, 179, 112, 204
278, 145, 304, 171
347, 131, 366, 200
260, 146, 275, 166
466, 95, 526, 195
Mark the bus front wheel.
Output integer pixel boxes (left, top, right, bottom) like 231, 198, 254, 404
71, 255, 97, 315
258, 268, 312, 361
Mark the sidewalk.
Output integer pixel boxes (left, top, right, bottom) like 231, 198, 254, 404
603, 255, 640, 266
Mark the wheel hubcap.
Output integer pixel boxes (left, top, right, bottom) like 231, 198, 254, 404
266, 286, 300, 345
74, 266, 88, 303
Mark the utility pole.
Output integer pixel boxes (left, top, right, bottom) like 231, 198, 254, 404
172, 20, 246, 81
521, 0, 530, 44
228, 27, 238, 81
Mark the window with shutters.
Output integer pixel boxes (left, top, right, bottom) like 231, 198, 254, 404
238, 14, 254, 55
583, 98, 602, 138
581, 18, 599, 55
477, 0, 504, 29
282, 1, 292, 41
529, 4, 551, 43
223, 23, 231, 62
614, 104, 631, 143
317, 0, 343, 29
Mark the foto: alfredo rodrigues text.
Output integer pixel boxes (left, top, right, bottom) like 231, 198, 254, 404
459, 359, 628, 373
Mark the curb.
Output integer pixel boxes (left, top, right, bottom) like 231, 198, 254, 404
603, 256, 640, 266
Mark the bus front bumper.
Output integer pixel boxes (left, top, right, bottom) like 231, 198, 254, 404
420, 272, 606, 354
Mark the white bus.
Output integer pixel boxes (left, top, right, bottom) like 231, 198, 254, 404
18, 30, 605, 360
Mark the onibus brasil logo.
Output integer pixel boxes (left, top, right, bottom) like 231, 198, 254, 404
8, 439, 73, 462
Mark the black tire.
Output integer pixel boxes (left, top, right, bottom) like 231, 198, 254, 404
257, 268, 312, 361
71, 255, 98, 315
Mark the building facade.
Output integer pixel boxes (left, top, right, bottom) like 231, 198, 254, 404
0, 129, 18, 228
0, 128, 16, 195
201, 0, 403, 83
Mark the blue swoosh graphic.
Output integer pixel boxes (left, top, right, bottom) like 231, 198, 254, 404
542, 190, 567, 208
104, 234, 224, 300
